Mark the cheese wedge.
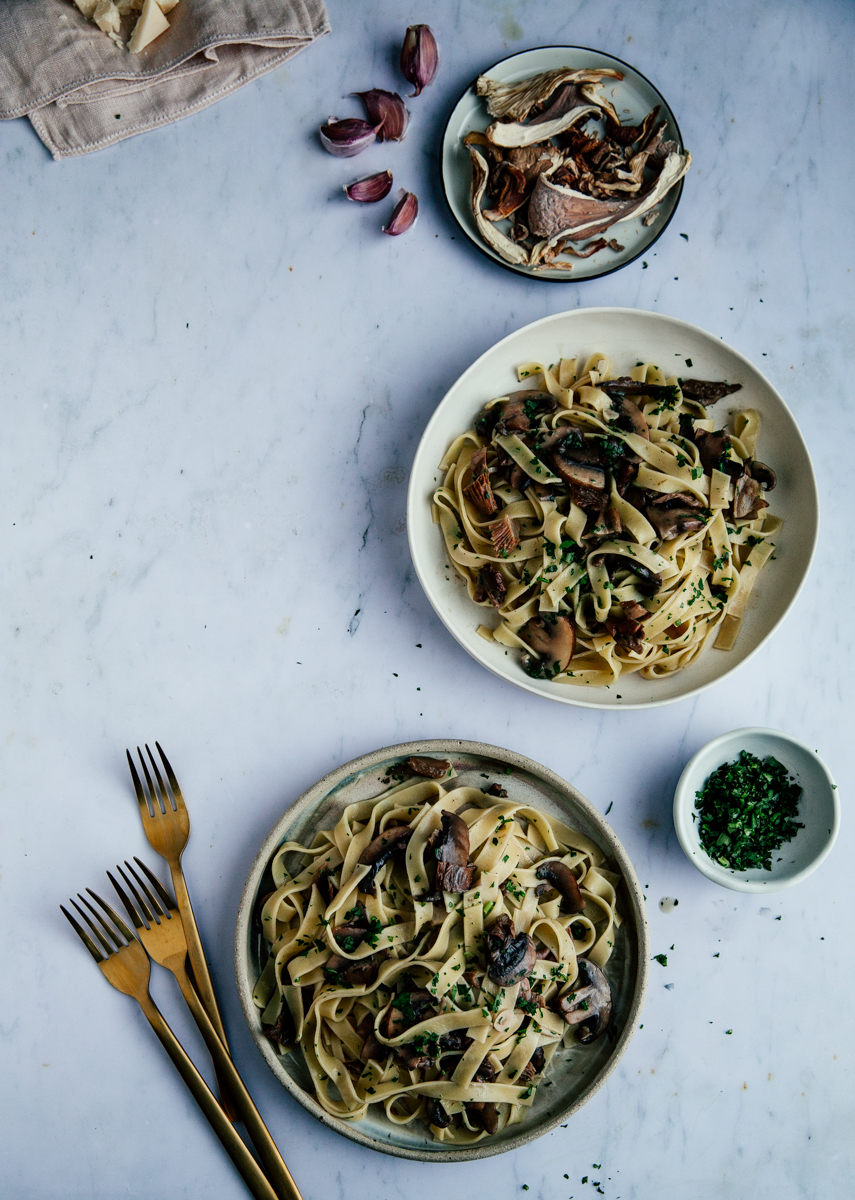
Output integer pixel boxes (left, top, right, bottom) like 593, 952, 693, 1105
128, 0, 170, 52
93, 0, 121, 34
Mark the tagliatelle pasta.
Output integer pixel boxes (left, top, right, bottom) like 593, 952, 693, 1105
432, 354, 782, 687
252, 761, 623, 1144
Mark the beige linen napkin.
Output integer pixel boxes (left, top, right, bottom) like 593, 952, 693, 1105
0, 0, 330, 159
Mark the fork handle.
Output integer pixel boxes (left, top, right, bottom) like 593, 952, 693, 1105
137, 992, 278, 1200
174, 965, 303, 1200
168, 860, 240, 1122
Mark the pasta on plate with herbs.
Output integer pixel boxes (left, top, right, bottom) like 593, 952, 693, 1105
432, 355, 782, 687
252, 758, 622, 1144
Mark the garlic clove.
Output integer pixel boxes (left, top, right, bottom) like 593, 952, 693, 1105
354, 89, 409, 142
382, 190, 418, 236
344, 171, 394, 203
320, 117, 379, 157
400, 24, 439, 96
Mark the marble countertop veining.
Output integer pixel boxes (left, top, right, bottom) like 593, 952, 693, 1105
1, 1, 853, 1197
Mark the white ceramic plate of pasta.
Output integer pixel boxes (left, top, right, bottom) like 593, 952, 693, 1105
407, 308, 818, 710
235, 740, 648, 1161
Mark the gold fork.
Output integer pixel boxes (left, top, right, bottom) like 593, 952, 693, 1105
60, 894, 278, 1200
126, 743, 237, 1120
109, 858, 302, 1200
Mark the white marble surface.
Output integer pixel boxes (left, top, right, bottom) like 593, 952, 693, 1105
1, 1, 853, 1197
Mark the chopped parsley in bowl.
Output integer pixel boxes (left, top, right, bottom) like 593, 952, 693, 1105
673, 728, 839, 893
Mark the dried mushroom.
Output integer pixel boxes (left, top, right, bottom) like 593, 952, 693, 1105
466, 66, 692, 271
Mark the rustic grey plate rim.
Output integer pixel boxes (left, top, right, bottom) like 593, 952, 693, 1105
234, 739, 650, 1162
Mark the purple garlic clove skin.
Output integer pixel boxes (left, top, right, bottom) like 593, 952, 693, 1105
354, 90, 409, 142
400, 24, 439, 96
383, 190, 418, 235
344, 171, 394, 203
320, 117, 379, 157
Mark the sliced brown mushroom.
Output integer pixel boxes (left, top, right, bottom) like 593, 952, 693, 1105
570, 482, 611, 512
554, 959, 613, 1043
747, 459, 777, 491
358, 824, 413, 892
262, 1005, 295, 1047
324, 954, 379, 987
357, 1013, 383, 1062
582, 504, 622, 544
550, 443, 607, 490
605, 614, 646, 654
425, 1098, 452, 1128
486, 928, 537, 986
473, 565, 507, 607
610, 393, 650, 439
380, 988, 436, 1039
519, 613, 576, 678
518, 1046, 545, 1084
679, 378, 742, 404
646, 505, 706, 541
463, 447, 498, 515
406, 756, 450, 778
592, 552, 662, 597
331, 924, 367, 953
490, 514, 521, 555
647, 491, 703, 509
732, 473, 762, 520
535, 860, 585, 912
600, 377, 681, 404
309, 864, 336, 905
434, 811, 477, 893
622, 600, 649, 622
693, 429, 733, 476
558, 460, 607, 490
395, 1044, 434, 1071
439, 1029, 473, 1053
476, 391, 553, 438
466, 1101, 499, 1134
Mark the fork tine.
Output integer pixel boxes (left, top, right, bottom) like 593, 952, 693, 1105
71, 896, 120, 954
145, 744, 175, 813
132, 856, 179, 914
154, 742, 186, 813
108, 868, 148, 929
85, 889, 137, 945
138, 748, 166, 816
126, 748, 153, 818
121, 861, 164, 921
62, 904, 106, 962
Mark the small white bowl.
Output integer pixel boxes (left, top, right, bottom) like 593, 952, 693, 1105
673, 727, 840, 892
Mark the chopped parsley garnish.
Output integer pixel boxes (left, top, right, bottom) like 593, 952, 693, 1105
653, 953, 668, 967
695, 750, 803, 871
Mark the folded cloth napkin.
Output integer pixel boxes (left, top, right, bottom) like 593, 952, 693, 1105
0, 0, 329, 159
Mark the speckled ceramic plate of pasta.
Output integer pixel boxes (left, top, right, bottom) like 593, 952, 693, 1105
407, 308, 818, 710
235, 740, 648, 1161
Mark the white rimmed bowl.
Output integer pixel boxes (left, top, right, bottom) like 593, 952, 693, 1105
406, 307, 819, 710
673, 727, 840, 892
234, 740, 648, 1161
440, 45, 686, 281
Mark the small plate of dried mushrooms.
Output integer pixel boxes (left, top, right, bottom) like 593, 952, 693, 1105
441, 47, 691, 281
